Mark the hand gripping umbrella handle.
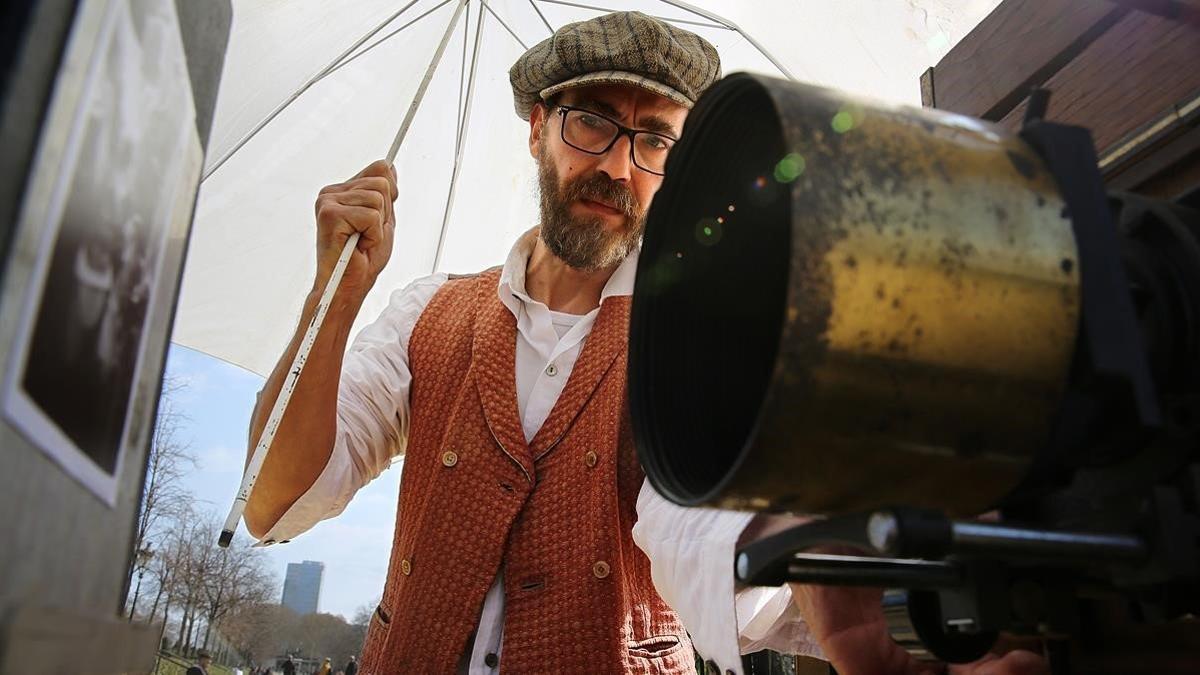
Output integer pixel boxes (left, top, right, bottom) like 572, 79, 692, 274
218, 233, 359, 547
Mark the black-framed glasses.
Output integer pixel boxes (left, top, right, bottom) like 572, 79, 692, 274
556, 105, 677, 176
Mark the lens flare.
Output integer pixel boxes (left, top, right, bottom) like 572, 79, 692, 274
695, 217, 723, 246
832, 105, 866, 134
774, 153, 805, 182
831, 111, 854, 133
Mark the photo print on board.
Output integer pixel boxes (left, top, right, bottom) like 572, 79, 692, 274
3, 0, 196, 505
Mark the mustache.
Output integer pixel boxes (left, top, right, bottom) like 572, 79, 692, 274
562, 172, 639, 219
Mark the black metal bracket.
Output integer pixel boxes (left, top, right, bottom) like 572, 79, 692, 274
1019, 90, 1162, 430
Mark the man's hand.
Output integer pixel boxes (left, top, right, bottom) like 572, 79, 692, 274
313, 159, 398, 303
788, 582, 1048, 675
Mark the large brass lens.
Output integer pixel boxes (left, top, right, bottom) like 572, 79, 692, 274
630, 74, 1081, 516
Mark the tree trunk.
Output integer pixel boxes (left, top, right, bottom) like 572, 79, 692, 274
182, 602, 195, 653
161, 590, 174, 645
173, 601, 185, 650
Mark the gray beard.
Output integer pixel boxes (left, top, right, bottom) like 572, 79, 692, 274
536, 145, 645, 272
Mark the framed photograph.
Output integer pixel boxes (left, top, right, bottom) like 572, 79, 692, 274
2, 0, 199, 506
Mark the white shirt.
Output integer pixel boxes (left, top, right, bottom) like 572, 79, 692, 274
260, 230, 821, 673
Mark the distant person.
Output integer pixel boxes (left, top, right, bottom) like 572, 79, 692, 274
317, 657, 332, 675
281, 654, 295, 675
342, 655, 357, 675
185, 651, 211, 675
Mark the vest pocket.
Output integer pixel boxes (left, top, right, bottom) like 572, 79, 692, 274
628, 634, 683, 659
373, 602, 392, 626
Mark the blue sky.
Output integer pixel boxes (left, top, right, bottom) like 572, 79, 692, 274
166, 344, 402, 620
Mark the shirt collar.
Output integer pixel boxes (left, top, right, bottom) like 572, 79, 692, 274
498, 227, 640, 311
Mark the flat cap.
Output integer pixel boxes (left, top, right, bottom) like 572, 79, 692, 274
509, 11, 721, 120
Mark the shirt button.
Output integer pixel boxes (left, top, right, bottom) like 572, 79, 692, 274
484, 653, 499, 668
441, 450, 458, 467
545, 363, 558, 377
592, 560, 610, 579
583, 450, 598, 468
400, 558, 412, 576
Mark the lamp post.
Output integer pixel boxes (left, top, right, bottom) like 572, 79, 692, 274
128, 546, 154, 621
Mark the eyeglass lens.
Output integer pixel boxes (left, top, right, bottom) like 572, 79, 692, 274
561, 109, 674, 174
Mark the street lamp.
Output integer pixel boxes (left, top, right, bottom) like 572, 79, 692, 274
128, 546, 154, 622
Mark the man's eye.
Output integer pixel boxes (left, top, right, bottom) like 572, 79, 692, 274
641, 135, 672, 151
578, 113, 605, 128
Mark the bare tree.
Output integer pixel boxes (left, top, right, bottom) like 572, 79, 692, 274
199, 524, 278, 651
293, 612, 361, 667
224, 602, 297, 664
173, 514, 215, 653
126, 375, 195, 614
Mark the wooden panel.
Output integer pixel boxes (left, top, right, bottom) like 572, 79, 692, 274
928, 0, 1125, 119
920, 67, 935, 108
996, 11, 1200, 153
0, 604, 161, 675
1133, 147, 1200, 198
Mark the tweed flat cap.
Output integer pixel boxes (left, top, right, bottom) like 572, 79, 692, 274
509, 11, 721, 120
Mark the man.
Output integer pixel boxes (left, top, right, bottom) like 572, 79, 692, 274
243, 11, 1045, 675
282, 654, 296, 675
186, 651, 212, 675
343, 655, 358, 675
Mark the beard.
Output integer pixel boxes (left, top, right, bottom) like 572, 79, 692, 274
536, 141, 645, 272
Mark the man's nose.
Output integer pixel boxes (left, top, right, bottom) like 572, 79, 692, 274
595, 133, 634, 183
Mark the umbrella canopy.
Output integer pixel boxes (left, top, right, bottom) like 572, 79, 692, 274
174, 0, 1002, 377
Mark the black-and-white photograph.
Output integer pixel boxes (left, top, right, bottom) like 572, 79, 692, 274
3, 0, 195, 504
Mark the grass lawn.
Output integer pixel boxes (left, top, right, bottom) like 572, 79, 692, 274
154, 652, 236, 675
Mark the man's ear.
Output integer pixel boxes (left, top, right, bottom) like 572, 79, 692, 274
529, 102, 547, 159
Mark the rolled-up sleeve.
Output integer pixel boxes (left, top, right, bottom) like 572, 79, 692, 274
632, 481, 824, 673
258, 273, 447, 543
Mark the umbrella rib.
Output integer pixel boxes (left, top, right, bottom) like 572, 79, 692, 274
534, 0, 727, 30
434, 3, 488, 272
456, 2, 470, 155
319, 0, 457, 85
657, 0, 797, 80
202, 0, 424, 182
480, 0, 528, 50
388, 0, 472, 162
652, 0, 732, 27
528, 0, 554, 34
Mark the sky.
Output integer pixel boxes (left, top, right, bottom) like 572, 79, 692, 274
166, 344, 402, 621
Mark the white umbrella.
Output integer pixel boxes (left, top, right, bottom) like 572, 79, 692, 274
173, 0, 1002, 377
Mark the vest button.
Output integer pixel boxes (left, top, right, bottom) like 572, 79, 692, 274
545, 363, 558, 377
441, 450, 458, 467
592, 560, 610, 579
583, 450, 598, 468
400, 558, 412, 575
484, 653, 499, 668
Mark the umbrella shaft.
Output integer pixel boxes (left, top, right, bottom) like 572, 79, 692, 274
219, 233, 360, 546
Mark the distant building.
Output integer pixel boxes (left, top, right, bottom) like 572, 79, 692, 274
281, 560, 324, 615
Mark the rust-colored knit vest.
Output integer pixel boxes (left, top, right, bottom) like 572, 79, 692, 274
359, 269, 695, 674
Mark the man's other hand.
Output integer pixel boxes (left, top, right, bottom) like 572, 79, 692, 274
788, 582, 1049, 675
313, 159, 398, 302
